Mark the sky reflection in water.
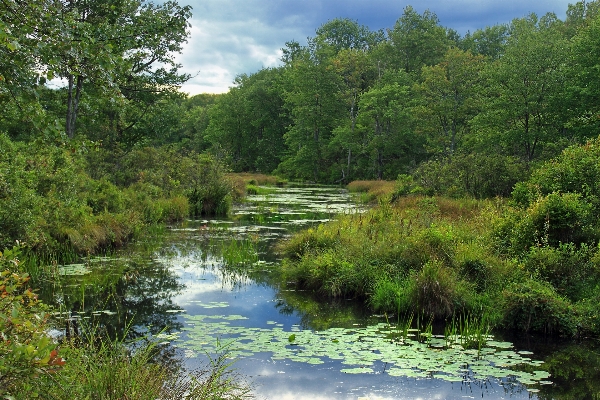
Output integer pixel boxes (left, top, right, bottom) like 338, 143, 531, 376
159, 186, 539, 400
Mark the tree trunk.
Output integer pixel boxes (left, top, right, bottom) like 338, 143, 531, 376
66, 74, 84, 139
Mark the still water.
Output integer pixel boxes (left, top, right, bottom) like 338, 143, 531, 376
53, 186, 600, 400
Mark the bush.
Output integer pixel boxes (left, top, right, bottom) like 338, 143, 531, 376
575, 284, 600, 336
501, 279, 576, 336
183, 154, 232, 217
0, 247, 64, 398
528, 137, 600, 208
496, 192, 598, 256
407, 259, 474, 319
412, 153, 527, 199
524, 243, 599, 301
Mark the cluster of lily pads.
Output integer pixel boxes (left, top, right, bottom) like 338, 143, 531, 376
177, 308, 551, 392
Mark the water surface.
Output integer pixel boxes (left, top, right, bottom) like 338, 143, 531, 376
51, 185, 599, 400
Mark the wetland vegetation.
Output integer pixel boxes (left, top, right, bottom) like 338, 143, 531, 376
2, 0, 600, 398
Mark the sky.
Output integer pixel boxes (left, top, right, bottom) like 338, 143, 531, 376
174, 0, 576, 95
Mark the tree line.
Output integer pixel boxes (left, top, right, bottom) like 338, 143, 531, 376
3, 0, 600, 191
193, 1, 600, 189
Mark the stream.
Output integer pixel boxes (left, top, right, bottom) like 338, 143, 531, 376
50, 185, 600, 400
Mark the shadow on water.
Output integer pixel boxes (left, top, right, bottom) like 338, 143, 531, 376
42, 185, 600, 400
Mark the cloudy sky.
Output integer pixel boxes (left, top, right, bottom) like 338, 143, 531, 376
174, 0, 576, 95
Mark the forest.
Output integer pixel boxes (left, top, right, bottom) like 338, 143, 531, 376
2, 0, 600, 398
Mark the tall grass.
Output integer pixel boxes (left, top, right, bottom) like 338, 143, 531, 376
444, 313, 492, 351
277, 195, 514, 331
220, 238, 259, 267
347, 180, 396, 203
226, 173, 287, 200
29, 327, 254, 400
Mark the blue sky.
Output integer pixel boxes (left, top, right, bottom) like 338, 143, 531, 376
174, 0, 576, 95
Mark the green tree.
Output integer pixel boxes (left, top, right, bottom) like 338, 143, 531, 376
280, 46, 345, 181
328, 48, 378, 182
565, 10, 600, 139
356, 71, 421, 179
414, 48, 485, 155
314, 18, 384, 55
387, 6, 451, 74
460, 24, 509, 60
1, 0, 191, 144
473, 14, 568, 161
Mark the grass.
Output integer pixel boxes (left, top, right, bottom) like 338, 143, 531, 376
445, 313, 492, 351
347, 180, 397, 203
9, 321, 255, 400
277, 192, 600, 337
226, 173, 287, 200
276, 195, 521, 329
220, 237, 259, 267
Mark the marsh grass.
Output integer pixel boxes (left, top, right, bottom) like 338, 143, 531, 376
220, 238, 259, 267
445, 313, 492, 351
42, 330, 254, 400
347, 180, 396, 203
227, 173, 287, 200
278, 196, 497, 318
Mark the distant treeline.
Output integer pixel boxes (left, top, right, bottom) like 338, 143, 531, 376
184, 1, 600, 189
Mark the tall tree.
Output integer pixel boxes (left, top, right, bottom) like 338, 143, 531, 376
414, 48, 485, 155
387, 6, 451, 74
1, 0, 191, 142
356, 71, 421, 179
566, 10, 600, 139
0, 0, 63, 138
328, 48, 378, 182
472, 14, 568, 161
280, 46, 345, 182
460, 25, 509, 60
314, 18, 384, 54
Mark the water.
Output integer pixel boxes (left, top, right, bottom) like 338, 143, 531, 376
49, 185, 600, 400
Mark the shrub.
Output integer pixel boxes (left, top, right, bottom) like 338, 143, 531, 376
183, 154, 232, 217
86, 178, 126, 214
496, 192, 598, 255
528, 137, 600, 207
501, 279, 576, 336
408, 259, 474, 319
412, 153, 527, 199
575, 284, 600, 336
0, 247, 64, 398
524, 243, 599, 301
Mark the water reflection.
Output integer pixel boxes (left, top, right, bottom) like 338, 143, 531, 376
46, 254, 185, 341
45, 185, 600, 400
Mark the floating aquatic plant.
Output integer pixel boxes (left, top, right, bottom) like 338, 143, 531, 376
177, 312, 550, 392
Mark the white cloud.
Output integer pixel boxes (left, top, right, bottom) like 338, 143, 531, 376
175, 0, 574, 95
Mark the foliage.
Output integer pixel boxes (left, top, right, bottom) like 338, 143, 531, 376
516, 136, 600, 210
42, 335, 254, 400
408, 259, 474, 319
495, 193, 598, 258
501, 279, 576, 336
411, 153, 528, 198
0, 246, 63, 398
0, 134, 234, 257
346, 180, 396, 202
278, 196, 499, 319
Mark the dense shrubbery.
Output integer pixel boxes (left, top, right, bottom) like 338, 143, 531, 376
278, 195, 498, 320
405, 153, 528, 199
278, 138, 600, 337
0, 134, 233, 259
0, 247, 60, 397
